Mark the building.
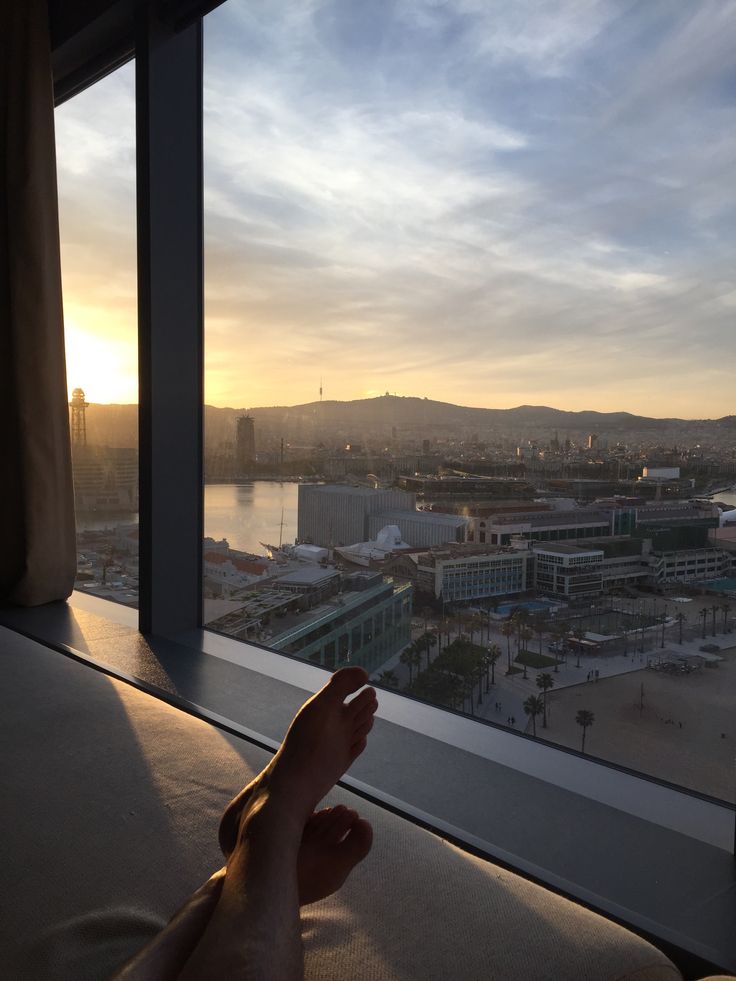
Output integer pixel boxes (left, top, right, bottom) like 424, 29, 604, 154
203, 549, 270, 597
207, 571, 413, 674
641, 467, 680, 481
648, 544, 732, 586
71, 445, 138, 512
236, 415, 256, 469
335, 524, 412, 566
297, 484, 415, 547
533, 543, 604, 599
366, 509, 466, 548
483, 508, 613, 546
411, 543, 531, 603
397, 474, 537, 499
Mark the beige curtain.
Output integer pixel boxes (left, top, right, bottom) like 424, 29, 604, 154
0, 0, 76, 605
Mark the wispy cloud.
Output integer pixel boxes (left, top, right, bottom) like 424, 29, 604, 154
57, 2, 735, 417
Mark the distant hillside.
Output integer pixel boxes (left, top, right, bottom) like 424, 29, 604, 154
226, 396, 724, 438
79, 396, 732, 449
83, 403, 138, 448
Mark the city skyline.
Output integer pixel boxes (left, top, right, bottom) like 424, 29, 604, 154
57, 0, 735, 417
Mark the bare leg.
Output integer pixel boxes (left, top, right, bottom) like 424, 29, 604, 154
117, 668, 377, 980
180, 795, 304, 980
111, 870, 225, 981
111, 807, 372, 980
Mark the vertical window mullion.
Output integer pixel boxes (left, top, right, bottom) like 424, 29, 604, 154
137, 12, 203, 635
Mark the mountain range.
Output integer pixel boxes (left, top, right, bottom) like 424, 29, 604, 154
79, 395, 735, 449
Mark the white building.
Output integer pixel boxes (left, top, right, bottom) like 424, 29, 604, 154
297, 484, 415, 547
413, 544, 531, 602
367, 509, 466, 549
533, 543, 604, 599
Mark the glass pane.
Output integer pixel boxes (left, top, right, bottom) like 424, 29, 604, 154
56, 63, 139, 610
203, 2, 735, 802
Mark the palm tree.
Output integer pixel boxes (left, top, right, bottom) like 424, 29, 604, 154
376, 669, 399, 689
501, 620, 514, 673
536, 672, 555, 728
417, 630, 437, 671
439, 617, 452, 650
420, 605, 434, 635
520, 625, 534, 678
523, 694, 544, 737
400, 643, 418, 686
572, 627, 585, 668
576, 709, 595, 753
676, 611, 686, 645
471, 613, 485, 647
486, 644, 501, 688
556, 621, 571, 664
722, 603, 731, 634
534, 617, 546, 657
700, 607, 709, 640
476, 657, 486, 707
711, 604, 719, 638
513, 608, 529, 653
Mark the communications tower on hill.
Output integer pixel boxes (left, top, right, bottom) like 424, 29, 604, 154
69, 387, 88, 447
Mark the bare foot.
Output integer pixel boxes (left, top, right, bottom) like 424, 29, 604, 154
220, 667, 378, 851
297, 805, 373, 904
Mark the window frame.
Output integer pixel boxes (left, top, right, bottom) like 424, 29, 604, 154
48, 6, 736, 974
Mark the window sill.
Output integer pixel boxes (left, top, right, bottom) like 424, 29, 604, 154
1, 591, 734, 974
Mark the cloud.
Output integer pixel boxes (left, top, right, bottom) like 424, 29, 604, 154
56, 3, 735, 417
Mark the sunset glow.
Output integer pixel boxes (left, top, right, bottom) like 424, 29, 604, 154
57, 2, 736, 418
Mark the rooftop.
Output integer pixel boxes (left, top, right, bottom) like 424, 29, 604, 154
491, 509, 610, 527
416, 543, 521, 564
532, 542, 604, 556
274, 567, 340, 587
375, 508, 467, 527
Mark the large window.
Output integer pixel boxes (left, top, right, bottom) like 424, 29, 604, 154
32, 9, 735, 971
56, 63, 139, 611
200, 0, 736, 803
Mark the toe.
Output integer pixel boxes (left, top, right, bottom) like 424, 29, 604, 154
325, 806, 356, 843
341, 818, 373, 865
352, 696, 378, 729
347, 687, 377, 716
353, 716, 375, 741
302, 808, 335, 841
326, 667, 369, 700
312, 805, 348, 839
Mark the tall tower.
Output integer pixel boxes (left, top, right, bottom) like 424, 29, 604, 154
69, 388, 88, 447
236, 414, 256, 470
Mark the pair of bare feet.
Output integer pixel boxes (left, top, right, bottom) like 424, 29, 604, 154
218, 666, 377, 906
115, 667, 377, 980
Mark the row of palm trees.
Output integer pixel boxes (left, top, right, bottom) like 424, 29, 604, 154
402, 635, 502, 715
699, 602, 732, 639
384, 638, 596, 752
522, 693, 595, 752
522, 672, 556, 733
384, 605, 577, 700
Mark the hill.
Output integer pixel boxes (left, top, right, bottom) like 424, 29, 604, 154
77, 396, 731, 449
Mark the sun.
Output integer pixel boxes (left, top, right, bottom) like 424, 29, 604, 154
63, 317, 138, 404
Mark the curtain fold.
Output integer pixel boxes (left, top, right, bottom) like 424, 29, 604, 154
0, 0, 76, 605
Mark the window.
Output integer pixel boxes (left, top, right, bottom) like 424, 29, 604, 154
197, 0, 736, 807
56, 62, 139, 612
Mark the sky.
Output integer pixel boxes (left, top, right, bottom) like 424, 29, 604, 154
57, 0, 736, 418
